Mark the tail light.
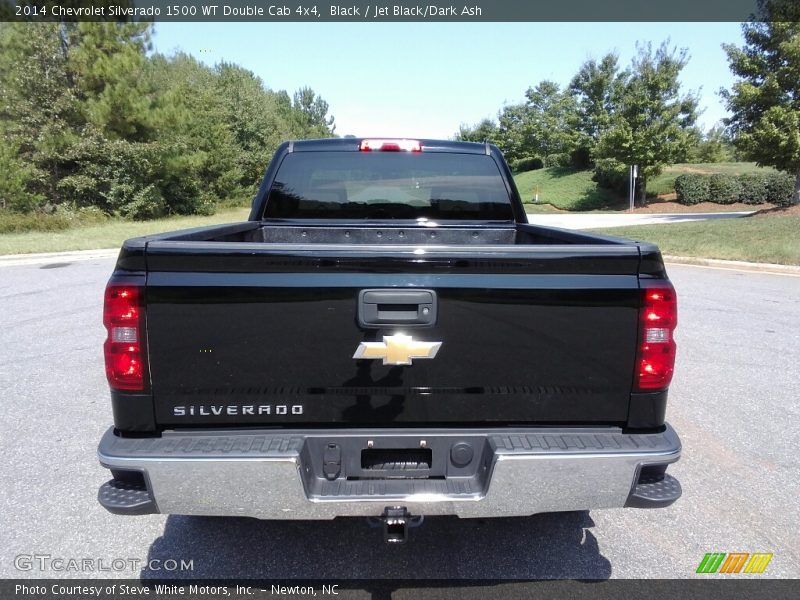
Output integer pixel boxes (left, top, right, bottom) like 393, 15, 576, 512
103, 284, 146, 391
360, 139, 421, 152
635, 281, 677, 391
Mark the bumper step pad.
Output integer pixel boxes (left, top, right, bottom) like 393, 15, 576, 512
98, 478, 157, 515
626, 473, 682, 508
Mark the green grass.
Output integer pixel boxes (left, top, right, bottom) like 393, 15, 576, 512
591, 215, 800, 265
646, 162, 776, 196
514, 167, 622, 211
0, 208, 250, 255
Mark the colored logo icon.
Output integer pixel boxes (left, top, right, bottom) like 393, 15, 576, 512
696, 552, 773, 574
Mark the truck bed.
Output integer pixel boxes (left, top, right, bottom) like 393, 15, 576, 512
130, 220, 633, 247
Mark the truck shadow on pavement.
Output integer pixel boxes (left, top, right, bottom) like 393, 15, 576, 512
142, 510, 611, 580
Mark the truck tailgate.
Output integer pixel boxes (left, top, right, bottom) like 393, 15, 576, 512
143, 242, 642, 427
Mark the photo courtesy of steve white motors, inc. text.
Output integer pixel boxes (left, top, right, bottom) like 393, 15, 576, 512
14, 584, 341, 597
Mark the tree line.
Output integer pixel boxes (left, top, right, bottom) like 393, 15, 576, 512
457, 0, 800, 206
458, 41, 704, 205
1, 3, 798, 219
0, 22, 335, 219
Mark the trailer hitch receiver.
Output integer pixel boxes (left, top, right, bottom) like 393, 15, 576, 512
367, 506, 424, 544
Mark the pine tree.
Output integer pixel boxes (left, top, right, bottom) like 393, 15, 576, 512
0, 23, 80, 207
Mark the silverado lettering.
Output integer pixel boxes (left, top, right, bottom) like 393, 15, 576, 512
97, 138, 682, 543
173, 405, 304, 416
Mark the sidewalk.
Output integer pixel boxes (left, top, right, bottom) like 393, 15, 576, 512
526, 211, 754, 230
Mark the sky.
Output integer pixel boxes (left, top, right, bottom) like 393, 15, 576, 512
150, 22, 745, 139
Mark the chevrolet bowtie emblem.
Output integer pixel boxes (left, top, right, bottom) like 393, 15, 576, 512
353, 334, 442, 366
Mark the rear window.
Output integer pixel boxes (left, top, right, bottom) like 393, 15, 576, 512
263, 152, 514, 220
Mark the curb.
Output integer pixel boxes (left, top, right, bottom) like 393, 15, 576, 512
0, 248, 118, 268
664, 255, 800, 275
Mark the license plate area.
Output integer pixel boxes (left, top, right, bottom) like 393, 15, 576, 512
301, 434, 490, 491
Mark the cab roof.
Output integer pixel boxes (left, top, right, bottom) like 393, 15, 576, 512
289, 138, 492, 154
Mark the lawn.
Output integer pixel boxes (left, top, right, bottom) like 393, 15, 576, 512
514, 168, 622, 211
590, 214, 800, 265
0, 208, 250, 255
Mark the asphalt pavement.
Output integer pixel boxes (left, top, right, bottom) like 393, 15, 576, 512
1, 257, 798, 579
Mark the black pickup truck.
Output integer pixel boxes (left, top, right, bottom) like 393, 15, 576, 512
97, 138, 681, 542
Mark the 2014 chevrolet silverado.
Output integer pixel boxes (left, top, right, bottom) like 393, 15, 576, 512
97, 138, 681, 542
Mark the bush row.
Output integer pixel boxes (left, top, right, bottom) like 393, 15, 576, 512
511, 157, 544, 172
674, 172, 796, 206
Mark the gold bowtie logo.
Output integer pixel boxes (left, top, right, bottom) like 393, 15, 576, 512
353, 334, 442, 366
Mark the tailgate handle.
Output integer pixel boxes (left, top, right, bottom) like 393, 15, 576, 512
358, 289, 437, 328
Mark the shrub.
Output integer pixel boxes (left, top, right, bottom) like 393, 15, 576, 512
544, 153, 571, 168
0, 211, 71, 234
0, 206, 108, 234
569, 146, 593, 169
59, 133, 215, 219
512, 157, 544, 172
708, 173, 742, 204
159, 168, 207, 216
56, 175, 101, 209
196, 191, 219, 216
71, 206, 109, 226
592, 159, 629, 194
112, 184, 168, 221
0, 140, 45, 212
765, 173, 796, 207
674, 174, 710, 205
737, 173, 769, 205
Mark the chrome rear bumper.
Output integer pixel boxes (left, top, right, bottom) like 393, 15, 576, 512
97, 425, 681, 519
